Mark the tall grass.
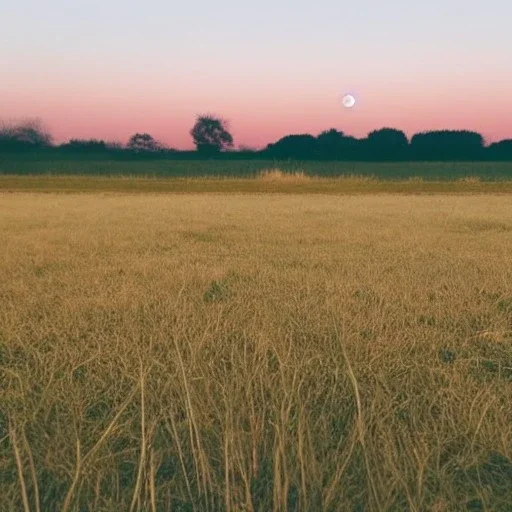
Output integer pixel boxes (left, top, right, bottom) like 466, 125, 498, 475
3, 173, 512, 195
1, 193, 512, 511
258, 169, 313, 182
257, 169, 378, 183
2, 156, 512, 180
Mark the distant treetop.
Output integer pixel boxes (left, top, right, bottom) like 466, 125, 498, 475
190, 115, 234, 155
1, 115, 511, 161
0, 119, 52, 150
127, 133, 164, 153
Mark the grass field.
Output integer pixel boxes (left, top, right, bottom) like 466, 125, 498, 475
1, 183, 512, 511
1, 156, 512, 180
4, 172, 512, 196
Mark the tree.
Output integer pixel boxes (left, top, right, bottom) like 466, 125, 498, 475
316, 129, 360, 160
238, 144, 258, 153
105, 140, 125, 151
487, 139, 512, 161
127, 133, 162, 153
265, 134, 318, 159
410, 130, 484, 160
190, 115, 233, 155
61, 139, 107, 152
317, 129, 345, 159
365, 128, 408, 160
0, 119, 52, 151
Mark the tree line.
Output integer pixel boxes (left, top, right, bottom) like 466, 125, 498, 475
1, 116, 511, 161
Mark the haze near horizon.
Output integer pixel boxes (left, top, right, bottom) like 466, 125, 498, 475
2, 0, 511, 149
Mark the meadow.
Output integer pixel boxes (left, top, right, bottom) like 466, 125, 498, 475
3, 172, 512, 196
1, 178, 512, 511
1, 155, 512, 181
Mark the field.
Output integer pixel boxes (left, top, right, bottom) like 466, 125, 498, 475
1, 178, 512, 511
4, 173, 512, 196
1, 156, 512, 181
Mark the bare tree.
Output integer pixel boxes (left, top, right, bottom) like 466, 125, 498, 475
0, 119, 53, 149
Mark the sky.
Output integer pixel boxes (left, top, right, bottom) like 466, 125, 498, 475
2, 0, 511, 149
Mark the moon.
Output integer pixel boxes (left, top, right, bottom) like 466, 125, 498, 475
342, 94, 356, 108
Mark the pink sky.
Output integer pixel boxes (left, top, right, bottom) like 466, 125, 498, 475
3, 0, 511, 149
3, 81, 509, 149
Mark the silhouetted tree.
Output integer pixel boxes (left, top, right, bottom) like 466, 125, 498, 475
105, 141, 125, 151
266, 134, 318, 159
0, 119, 52, 151
61, 139, 107, 152
238, 144, 258, 152
316, 129, 360, 160
127, 133, 162, 153
3, 112, 509, 164
190, 115, 233, 155
487, 139, 512, 161
365, 127, 408, 160
317, 129, 344, 159
410, 130, 484, 160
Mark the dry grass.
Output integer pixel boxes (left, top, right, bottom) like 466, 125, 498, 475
258, 169, 313, 182
458, 176, 482, 184
4, 173, 512, 197
256, 169, 378, 184
1, 192, 512, 511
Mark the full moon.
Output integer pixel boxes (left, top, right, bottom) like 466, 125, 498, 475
342, 94, 356, 108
